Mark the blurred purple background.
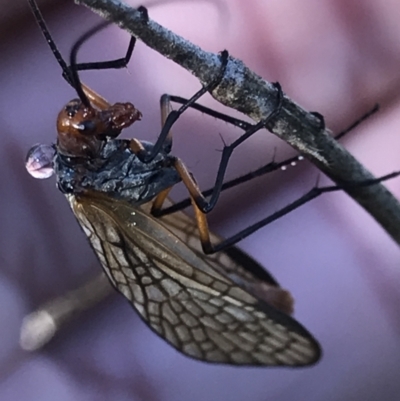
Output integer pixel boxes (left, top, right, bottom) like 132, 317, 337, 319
1, 0, 400, 400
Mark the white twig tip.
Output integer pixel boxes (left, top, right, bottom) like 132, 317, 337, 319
19, 310, 57, 351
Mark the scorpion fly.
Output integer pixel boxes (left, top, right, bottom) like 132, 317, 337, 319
24, 0, 323, 366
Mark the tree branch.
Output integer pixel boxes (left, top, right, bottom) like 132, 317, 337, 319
75, 0, 400, 245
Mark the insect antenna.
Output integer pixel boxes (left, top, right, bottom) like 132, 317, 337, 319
27, 0, 70, 79
68, 21, 111, 107
27, 0, 90, 106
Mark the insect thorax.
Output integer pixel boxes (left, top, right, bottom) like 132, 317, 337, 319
54, 139, 181, 205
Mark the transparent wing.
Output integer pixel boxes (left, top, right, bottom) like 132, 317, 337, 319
69, 192, 321, 366
155, 200, 295, 315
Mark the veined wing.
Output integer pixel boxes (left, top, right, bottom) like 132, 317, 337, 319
154, 200, 294, 315
69, 191, 321, 366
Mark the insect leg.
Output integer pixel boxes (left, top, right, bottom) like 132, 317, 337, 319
198, 170, 400, 253
150, 88, 278, 218
126, 69, 185, 157
164, 97, 378, 147
191, 83, 283, 214
150, 82, 283, 221
136, 50, 230, 163
162, 163, 400, 254
156, 153, 398, 253
164, 94, 253, 131
151, 188, 173, 214
64, 12, 150, 85
27, 0, 140, 88
155, 103, 380, 217
72, 32, 135, 72
152, 83, 283, 217
162, 93, 380, 216
155, 154, 306, 217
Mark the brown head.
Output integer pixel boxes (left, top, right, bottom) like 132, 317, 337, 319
56, 98, 142, 158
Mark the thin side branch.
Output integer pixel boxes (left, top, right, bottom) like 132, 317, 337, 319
76, 0, 400, 244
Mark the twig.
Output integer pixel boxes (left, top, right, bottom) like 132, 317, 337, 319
75, 0, 400, 244
20, 273, 112, 350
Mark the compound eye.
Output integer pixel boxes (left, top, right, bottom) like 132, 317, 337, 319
25, 144, 55, 179
72, 120, 97, 134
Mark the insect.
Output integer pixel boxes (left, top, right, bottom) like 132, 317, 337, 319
25, 1, 398, 366
24, 0, 325, 366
